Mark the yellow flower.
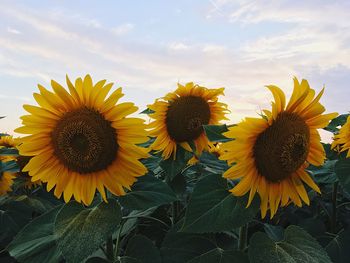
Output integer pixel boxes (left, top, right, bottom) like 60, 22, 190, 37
148, 82, 228, 159
0, 135, 17, 148
0, 135, 17, 162
220, 78, 338, 218
331, 116, 350, 158
0, 171, 15, 196
16, 156, 42, 189
15, 75, 149, 205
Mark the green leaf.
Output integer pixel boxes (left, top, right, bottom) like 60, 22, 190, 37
85, 257, 110, 263
203, 124, 232, 142
181, 173, 259, 233
325, 227, 350, 263
119, 257, 140, 263
0, 148, 19, 156
161, 229, 217, 263
249, 225, 331, 263
0, 160, 19, 173
335, 159, 350, 194
140, 108, 155, 114
308, 160, 338, 184
12, 195, 55, 214
8, 206, 62, 263
119, 173, 177, 210
54, 199, 121, 263
188, 248, 249, 263
125, 235, 161, 263
160, 147, 193, 180
324, 114, 349, 133
199, 152, 228, 174
263, 224, 284, 242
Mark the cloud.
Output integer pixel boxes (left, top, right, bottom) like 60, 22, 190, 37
0, 0, 349, 136
111, 23, 134, 36
168, 42, 190, 51
7, 27, 21, 34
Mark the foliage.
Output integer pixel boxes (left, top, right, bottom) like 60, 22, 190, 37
1, 118, 350, 263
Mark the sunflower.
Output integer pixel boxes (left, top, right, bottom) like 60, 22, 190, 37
15, 75, 149, 205
148, 82, 228, 159
220, 78, 338, 218
331, 116, 350, 157
0, 135, 17, 162
16, 156, 42, 189
0, 171, 15, 196
0, 135, 17, 148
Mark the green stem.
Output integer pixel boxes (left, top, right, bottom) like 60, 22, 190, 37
106, 236, 114, 261
238, 224, 248, 251
122, 215, 169, 228
114, 222, 123, 259
331, 181, 339, 233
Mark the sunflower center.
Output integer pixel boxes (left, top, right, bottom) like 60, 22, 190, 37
253, 112, 310, 182
165, 96, 211, 142
52, 107, 118, 174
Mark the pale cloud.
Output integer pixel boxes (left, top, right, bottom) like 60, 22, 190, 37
0, 94, 31, 102
7, 27, 21, 34
202, 44, 227, 54
168, 42, 190, 51
111, 23, 134, 36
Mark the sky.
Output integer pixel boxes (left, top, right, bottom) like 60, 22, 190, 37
0, 0, 349, 140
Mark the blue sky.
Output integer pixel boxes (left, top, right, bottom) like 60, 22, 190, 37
1, 0, 349, 138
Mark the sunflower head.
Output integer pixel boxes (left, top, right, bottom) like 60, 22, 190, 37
16, 155, 41, 189
0, 171, 15, 196
220, 77, 338, 218
331, 115, 350, 158
15, 75, 149, 205
0, 135, 17, 162
148, 82, 229, 159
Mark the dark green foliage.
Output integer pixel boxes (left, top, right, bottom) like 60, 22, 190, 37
181, 173, 259, 233
203, 124, 232, 142
119, 173, 177, 210
125, 235, 161, 263
249, 226, 332, 263
8, 206, 62, 263
54, 199, 121, 263
335, 159, 350, 194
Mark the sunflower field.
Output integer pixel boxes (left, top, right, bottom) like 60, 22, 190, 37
0, 75, 350, 263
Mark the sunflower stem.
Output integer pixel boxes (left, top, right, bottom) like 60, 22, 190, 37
238, 223, 248, 251
114, 222, 123, 259
331, 181, 339, 233
106, 236, 114, 261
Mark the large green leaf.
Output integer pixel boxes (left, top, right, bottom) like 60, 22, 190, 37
249, 225, 331, 263
8, 206, 62, 263
0, 148, 18, 156
199, 152, 228, 175
161, 229, 217, 263
125, 235, 161, 263
324, 114, 349, 133
188, 248, 248, 263
326, 227, 350, 263
54, 199, 121, 263
119, 173, 177, 210
335, 159, 350, 194
203, 124, 232, 142
308, 160, 338, 184
160, 147, 193, 180
0, 160, 19, 173
181, 173, 259, 233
